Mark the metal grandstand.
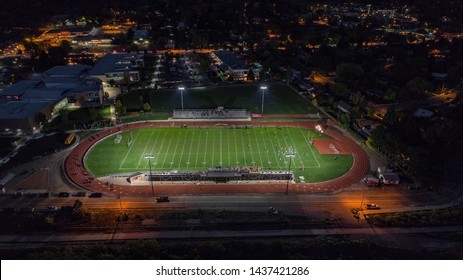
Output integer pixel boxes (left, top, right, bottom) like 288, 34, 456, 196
171, 107, 250, 120
127, 168, 293, 183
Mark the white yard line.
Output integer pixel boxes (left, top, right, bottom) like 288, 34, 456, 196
211, 129, 216, 166
233, 130, 239, 164
253, 130, 265, 166
119, 130, 141, 169
265, 129, 282, 169
169, 131, 182, 169
219, 129, 223, 165
202, 130, 209, 166
259, 130, 273, 167
186, 130, 195, 166
240, 131, 248, 166
298, 128, 321, 167
247, 131, 255, 164
137, 130, 156, 168
227, 129, 231, 166
194, 129, 202, 168
149, 131, 167, 169
160, 132, 174, 169
177, 131, 188, 169
287, 128, 306, 169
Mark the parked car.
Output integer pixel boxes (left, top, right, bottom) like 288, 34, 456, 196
58, 192, 71, 197
12, 191, 23, 198
47, 206, 59, 212
89, 192, 103, 198
61, 206, 74, 212
268, 207, 279, 215
20, 207, 35, 213
156, 196, 170, 203
39, 192, 51, 198
2, 207, 16, 214
365, 203, 381, 210
75, 192, 87, 197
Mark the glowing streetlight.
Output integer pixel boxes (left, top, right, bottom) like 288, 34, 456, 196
144, 155, 155, 196
260, 86, 267, 114
178, 87, 185, 110
285, 146, 296, 195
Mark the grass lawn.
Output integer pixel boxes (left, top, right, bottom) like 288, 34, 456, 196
85, 126, 352, 183
129, 83, 318, 114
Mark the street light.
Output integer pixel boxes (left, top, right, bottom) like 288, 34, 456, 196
260, 86, 267, 115
315, 124, 324, 135
117, 192, 123, 213
178, 87, 185, 111
285, 146, 296, 195
144, 155, 155, 196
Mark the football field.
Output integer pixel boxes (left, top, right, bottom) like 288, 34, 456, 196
85, 127, 353, 182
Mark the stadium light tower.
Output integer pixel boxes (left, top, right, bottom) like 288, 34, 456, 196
144, 155, 155, 196
178, 87, 185, 111
260, 86, 267, 114
285, 146, 296, 195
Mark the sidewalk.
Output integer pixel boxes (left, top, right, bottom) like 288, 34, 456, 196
1, 225, 462, 243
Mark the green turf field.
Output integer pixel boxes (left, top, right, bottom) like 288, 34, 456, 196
128, 83, 318, 114
85, 127, 353, 182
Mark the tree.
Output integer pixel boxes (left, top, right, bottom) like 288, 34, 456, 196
115, 99, 124, 115
336, 63, 364, 89
406, 77, 432, 97
247, 68, 255, 81
350, 91, 364, 106
384, 88, 397, 102
332, 83, 350, 99
88, 107, 98, 122
73, 199, 83, 211
34, 112, 47, 125
143, 102, 151, 112
60, 109, 70, 125
382, 106, 398, 126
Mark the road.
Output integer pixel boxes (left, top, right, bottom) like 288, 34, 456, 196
0, 187, 448, 222
311, 71, 335, 85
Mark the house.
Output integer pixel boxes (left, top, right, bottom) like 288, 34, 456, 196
337, 100, 352, 114
379, 173, 400, 185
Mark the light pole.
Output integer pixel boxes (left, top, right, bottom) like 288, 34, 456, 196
285, 146, 296, 195
117, 192, 123, 213
315, 124, 324, 135
260, 86, 267, 115
178, 87, 185, 111
144, 155, 155, 196
360, 186, 366, 210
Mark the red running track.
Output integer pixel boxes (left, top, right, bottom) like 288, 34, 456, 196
64, 120, 370, 196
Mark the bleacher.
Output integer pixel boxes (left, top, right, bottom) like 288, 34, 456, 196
142, 167, 293, 183
172, 107, 250, 120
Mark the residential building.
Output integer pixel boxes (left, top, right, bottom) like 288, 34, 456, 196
89, 53, 144, 98
211, 50, 260, 81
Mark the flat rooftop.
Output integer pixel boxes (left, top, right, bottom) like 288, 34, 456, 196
89, 53, 142, 75
0, 101, 51, 120
45, 64, 91, 77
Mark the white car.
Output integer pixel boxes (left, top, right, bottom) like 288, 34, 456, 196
365, 203, 381, 210
47, 206, 59, 212
33, 133, 44, 139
